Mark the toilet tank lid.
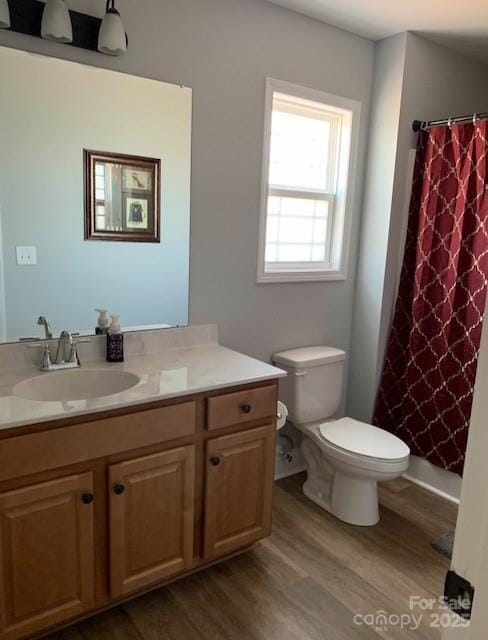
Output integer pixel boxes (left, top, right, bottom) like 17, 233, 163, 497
273, 346, 346, 368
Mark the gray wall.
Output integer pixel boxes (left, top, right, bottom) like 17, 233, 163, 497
347, 33, 407, 421
0, 0, 374, 360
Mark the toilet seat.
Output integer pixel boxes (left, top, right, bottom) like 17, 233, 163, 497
299, 417, 410, 475
319, 417, 410, 462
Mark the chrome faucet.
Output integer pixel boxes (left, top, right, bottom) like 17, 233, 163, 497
55, 330, 76, 366
37, 316, 53, 340
28, 331, 90, 372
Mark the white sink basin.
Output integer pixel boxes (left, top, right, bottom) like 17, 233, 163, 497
14, 369, 140, 402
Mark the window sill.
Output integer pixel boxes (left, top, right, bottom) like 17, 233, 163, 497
257, 270, 347, 284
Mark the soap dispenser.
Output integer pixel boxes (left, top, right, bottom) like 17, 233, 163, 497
95, 309, 110, 335
106, 315, 124, 363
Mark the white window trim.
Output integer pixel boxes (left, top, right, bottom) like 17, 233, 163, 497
257, 78, 361, 284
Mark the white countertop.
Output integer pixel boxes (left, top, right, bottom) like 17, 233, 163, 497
0, 342, 286, 432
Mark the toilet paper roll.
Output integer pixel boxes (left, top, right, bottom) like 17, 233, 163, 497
276, 401, 288, 430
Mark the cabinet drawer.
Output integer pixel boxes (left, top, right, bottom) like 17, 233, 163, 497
0, 402, 196, 483
206, 385, 276, 431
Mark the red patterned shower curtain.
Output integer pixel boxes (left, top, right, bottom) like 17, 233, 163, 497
373, 121, 488, 475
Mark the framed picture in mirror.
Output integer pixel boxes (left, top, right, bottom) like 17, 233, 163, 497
84, 150, 161, 242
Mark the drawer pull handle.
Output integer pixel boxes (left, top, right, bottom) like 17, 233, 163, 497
210, 456, 221, 466
113, 484, 126, 495
241, 403, 252, 414
82, 492, 94, 505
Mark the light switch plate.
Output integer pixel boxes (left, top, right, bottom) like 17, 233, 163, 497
16, 246, 37, 266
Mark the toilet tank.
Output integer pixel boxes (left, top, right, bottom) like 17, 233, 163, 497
273, 346, 346, 425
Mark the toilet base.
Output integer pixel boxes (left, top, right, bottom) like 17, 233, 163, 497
303, 471, 380, 527
302, 478, 332, 513
302, 479, 334, 515
330, 472, 379, 526
301, 436, 383, 527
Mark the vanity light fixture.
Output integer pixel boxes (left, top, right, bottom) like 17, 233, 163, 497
0, 0, 11, 29
41, 0, 73, 43
1, 0, 128, 55
98, 0, 127, 56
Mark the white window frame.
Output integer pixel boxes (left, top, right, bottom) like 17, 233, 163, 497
257, 78, 361, 283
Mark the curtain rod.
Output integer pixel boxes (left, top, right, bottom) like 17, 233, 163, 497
412, 112, 488, 132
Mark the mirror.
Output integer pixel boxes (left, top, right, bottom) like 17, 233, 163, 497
0, 46, 192, 342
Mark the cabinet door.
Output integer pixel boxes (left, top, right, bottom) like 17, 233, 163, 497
0, 473, 95, 640
109, 446, 195, 598
204, 425, 275, 559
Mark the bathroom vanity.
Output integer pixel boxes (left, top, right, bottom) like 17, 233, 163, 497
0, 326, 285, 640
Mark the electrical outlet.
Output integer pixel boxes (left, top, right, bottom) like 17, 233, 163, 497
16, 246, 37, 266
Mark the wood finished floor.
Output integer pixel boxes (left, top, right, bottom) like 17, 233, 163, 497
48, 474, 458, 640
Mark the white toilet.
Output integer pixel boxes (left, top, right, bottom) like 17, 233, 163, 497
273, 346, 410, 526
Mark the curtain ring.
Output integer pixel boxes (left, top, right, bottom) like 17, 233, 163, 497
473, 113, 478, 125
447, 117, 452, 128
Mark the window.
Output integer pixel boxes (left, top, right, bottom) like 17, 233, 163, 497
257, 79, 360, 282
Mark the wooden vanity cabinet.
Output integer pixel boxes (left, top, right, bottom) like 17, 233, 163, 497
203, 425, 275, 559
109, 445, 195, 598
0, 473, 95, 640
0, 380, 278, 640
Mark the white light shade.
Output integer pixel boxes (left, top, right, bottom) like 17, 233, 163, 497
98, 8, 127, 56
0, 0, 11, 29
41, 0, 73, 43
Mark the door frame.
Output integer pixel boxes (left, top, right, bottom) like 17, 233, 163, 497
443, 307, 488, 639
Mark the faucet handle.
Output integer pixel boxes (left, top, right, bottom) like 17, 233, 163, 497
69, 338, 91, 365
27, 343, 52, 371
69, 342, 79, 365
41, 345, 53, 371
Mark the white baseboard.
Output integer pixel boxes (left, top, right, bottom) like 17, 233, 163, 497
403, 473, 460, 505
275, 463, 307, 481
402, 455, 461, 504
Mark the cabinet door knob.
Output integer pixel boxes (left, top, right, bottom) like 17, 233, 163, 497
82, 492, 94, 505
241, 403, 252, 414
210, 456, 221, 466
113, 484, 126, 495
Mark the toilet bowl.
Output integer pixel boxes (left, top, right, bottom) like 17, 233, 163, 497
300, 418, 409, 525
273, 346, 410, 526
